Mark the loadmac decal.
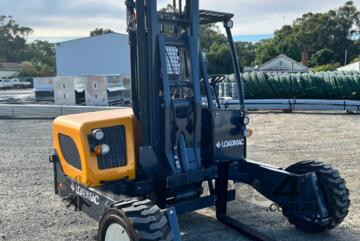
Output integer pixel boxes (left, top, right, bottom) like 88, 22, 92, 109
216, 139, 244, 149
70, 182, 100, 205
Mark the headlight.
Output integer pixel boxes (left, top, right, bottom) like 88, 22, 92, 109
243, 128, 253, 138
225, 20, 234, 29
94, 144, 110, 156
92, 129, 104, 141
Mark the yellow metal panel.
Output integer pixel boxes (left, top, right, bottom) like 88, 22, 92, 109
53, 108, 136, 187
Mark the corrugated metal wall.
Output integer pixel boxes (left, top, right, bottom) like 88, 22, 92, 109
56, 33, 131, 76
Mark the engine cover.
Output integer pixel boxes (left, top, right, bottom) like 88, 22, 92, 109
53, 108, 137, 187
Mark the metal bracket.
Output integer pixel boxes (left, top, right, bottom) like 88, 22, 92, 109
166, 207, 182, 241
216, 162, 276, 241
217, 215, 276, 241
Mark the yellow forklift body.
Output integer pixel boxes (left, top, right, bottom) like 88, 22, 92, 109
53, 108, 136, 187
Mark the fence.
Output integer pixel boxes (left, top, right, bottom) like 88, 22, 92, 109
0, 104, 120, 119
223, 99, 360, 112
0, 99, 359, 119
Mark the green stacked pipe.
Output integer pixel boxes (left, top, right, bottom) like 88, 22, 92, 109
227, 71, 360, 100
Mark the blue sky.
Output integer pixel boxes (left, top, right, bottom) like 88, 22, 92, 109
1, 0, 359, 43
234, 34, 274, 43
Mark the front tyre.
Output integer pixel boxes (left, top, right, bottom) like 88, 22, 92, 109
98, 208, 137, 241
98, 199, 172, 241
283, 160, 350, 232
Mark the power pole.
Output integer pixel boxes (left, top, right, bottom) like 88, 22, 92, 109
281, 16, 285, 54
344, 49, 348, 66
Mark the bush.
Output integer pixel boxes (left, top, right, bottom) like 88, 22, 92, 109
312, 63, 341, 72
310, 49, 335, 66
351, 55, 360, 63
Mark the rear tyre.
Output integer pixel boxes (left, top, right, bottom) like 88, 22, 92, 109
98, 199, 172, 241
283, 160, 350, 233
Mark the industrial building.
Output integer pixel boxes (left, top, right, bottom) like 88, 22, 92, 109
46, 33, 132, 106
55, 33, 131, 76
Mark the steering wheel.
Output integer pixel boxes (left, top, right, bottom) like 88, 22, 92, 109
201, 74, 227, 108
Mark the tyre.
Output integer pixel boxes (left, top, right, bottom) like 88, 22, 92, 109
98, 199, 172, 241
283, 160, 350, 232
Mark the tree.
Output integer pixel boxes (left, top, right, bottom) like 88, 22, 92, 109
206, 43, 233, 74
254, 25, 302, 66
200, 24, 227, 50
310, 49, 335, 66
39, 64, 55, 77
291, 1, 359, 65
20, 61, 37, 77
273, 25, 301, 61
0, 16, 56, 76
200, 24, 234, 74
0, 15, 32, 62
254, 39, 279, 65
90, 28, 114, 36
254, 1, 360, 67
24, 40, 56, 67
235, 41, 256, 69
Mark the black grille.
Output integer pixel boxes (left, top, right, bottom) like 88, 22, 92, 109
97, 125, 127, 170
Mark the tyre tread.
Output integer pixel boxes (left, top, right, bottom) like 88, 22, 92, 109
284, 160, 350, 232
122, 199, 172, 241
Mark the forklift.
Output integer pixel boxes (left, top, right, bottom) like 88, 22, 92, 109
50, 1, 350, 240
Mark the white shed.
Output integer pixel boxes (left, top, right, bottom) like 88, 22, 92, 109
55, 33, 131, 76
256, 54, 309, 73
337, 62, 360, 72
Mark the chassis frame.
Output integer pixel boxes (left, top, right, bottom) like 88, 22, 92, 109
51, 154, 328, 241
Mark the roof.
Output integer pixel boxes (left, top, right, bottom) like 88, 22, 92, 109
56, 32, 127, 46
337, 61, 360, 71
0, 63, 21, 71
257, 54, 309, 71
199, 10, 234, 24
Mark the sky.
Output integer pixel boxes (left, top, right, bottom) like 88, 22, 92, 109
1, 0, 359, 43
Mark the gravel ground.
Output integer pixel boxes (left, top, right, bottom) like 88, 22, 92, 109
0, 112, 359, 241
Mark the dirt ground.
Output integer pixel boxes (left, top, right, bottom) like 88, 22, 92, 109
0, 112, 359, 241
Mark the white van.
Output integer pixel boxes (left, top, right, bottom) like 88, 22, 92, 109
0, 79, 10, 89
3, 79, 11, 88
11, 78, 21, 88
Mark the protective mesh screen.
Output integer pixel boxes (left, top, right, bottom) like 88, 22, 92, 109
165, 46, 181, 75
